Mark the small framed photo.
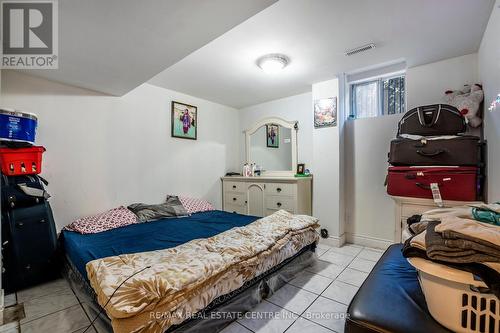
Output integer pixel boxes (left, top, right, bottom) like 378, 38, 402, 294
314, 97, 337, 128
297, 163, 305, 175
266, 124, 279, 148
171, 101, 197, 140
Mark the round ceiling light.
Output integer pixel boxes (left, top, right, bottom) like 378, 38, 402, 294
257, 54, 289, 74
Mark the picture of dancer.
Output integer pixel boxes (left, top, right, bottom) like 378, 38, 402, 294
266, 124, 279, 148
172, 101, 197, 140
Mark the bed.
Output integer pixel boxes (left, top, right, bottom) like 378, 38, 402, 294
60, 210, 319, 333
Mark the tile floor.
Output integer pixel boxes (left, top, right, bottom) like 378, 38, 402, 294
1, 243, 384, 333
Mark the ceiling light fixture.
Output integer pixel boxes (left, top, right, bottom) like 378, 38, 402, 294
257, 54, 289, 73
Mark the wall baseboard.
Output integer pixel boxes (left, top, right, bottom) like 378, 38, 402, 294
346, 233, 394, 250
319, 233, 346, 248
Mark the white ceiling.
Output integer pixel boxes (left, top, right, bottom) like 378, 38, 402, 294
149, 0, 495, 108
21, 0, 277, 96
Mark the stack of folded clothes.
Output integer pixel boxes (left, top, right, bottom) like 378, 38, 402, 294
402, 203, 500, 298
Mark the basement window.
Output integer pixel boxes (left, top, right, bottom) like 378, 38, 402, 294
350, 74, 406, 119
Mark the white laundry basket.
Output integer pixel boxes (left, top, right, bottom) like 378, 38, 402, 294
409, 257, 500, 333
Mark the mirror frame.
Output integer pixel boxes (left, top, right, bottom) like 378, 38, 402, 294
245, 117, 298, 177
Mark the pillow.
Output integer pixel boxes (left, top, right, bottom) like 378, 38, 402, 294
128, 196, 188, 222
176, 196, 214, 214
64, 206, 138, 234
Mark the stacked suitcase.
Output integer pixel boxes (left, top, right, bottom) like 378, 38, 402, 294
0, 108, 58, 291
386, 104, 486, 203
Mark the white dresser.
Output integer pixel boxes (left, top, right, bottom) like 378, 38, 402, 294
221, 176, 312, 217
391, 196, 483, 242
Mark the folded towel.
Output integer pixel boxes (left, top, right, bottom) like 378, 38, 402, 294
426, 221, 500, 263
435, 216, 500, 249
409, 229, 427, 250
420, 204, 500, 226
402, 237, 500, 298
420, 206, 474, 222
470, 203, 500, 214
409, 221, 428, 235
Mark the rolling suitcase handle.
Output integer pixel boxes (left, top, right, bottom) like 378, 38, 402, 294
416, 149, 445, 157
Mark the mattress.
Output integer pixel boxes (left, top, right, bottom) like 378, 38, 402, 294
60, 210, 319, 333
61, 210, 259, 279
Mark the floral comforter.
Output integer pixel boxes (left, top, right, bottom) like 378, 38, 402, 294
86, 210, 320, 333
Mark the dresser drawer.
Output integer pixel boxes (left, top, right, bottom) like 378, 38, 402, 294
265, 183, 295, 196
224, 193, 246, 207
223, 181, 246, 193
224, 204, 247, 215
401, 204, 437, 218
265, 195, 295, 211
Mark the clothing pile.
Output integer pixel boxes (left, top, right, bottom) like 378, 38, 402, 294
403, 203, 500, 298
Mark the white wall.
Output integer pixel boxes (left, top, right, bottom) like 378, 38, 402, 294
406, 53, 479, 109
312, 79, 343, 244
1, 71, 240, 230
239, 93, 313, 168
344, 115, 400, 245
479, 1, 500, 202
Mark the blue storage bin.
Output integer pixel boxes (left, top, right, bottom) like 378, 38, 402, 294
0, 109, 38, 144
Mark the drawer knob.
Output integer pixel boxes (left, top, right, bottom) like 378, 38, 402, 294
16, 222, 24, 227
39, 219, 46, 223
233, 197, 237, 201
277, 202, 282, 207
276, 188, 282, 193
232, 185, 237, 189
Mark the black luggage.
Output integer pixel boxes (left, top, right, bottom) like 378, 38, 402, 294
389, 136, 483, 166
1, 174, 50, 209
2, 202, 58, 291
398, 104, 466, 136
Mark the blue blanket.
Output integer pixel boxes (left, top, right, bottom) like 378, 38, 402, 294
61, 210, 259, 279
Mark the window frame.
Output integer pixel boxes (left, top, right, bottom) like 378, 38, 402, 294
348, 72, 406, 120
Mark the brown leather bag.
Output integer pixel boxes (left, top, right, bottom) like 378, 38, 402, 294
389, 136, 484, 166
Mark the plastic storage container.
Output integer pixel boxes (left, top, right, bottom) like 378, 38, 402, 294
0, 109, 38, 144
0, 146, 45, 176
409, 257, 499, 333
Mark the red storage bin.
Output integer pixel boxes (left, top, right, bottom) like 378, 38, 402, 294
387, 166, 479, 201
0, 146, 45, 176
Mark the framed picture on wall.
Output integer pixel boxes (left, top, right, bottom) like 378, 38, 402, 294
314, 97, 337, 128
266, 124, 279, 148
171, 101, 197, 140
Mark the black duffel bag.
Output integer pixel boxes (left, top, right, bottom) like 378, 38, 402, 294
1, 174, 50, 209
398, 104, 466, 136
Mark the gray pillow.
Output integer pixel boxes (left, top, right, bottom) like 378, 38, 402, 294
128, 196, 188, 222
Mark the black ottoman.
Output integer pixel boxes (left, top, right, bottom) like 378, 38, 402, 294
345, 244, 452, 333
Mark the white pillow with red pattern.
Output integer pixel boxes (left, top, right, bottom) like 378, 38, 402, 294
175, 196, 214, 214
64, 206, 138, 234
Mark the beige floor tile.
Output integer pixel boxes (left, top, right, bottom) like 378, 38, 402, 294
336, 268, 369, 287
21, 288, 79, 324
289, 271, 333, 295
20, 304, 90, 333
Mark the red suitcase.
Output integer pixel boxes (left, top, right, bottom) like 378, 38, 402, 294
387, 166, 479, 201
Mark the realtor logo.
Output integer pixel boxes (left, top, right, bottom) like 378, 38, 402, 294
1, 0, 58, 69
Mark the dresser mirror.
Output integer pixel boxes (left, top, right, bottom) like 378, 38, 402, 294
245, 117, 298, 176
